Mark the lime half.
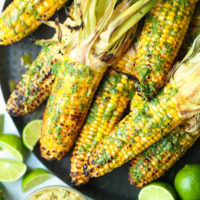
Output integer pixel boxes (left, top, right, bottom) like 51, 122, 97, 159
22, 168, 52, 192
0, 134, 25, 161
22, 120, 42, 151
0, 158, 27, 182
138, 182, 177, 200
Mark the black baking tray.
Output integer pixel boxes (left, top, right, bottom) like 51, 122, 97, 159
1, 1, 200, 200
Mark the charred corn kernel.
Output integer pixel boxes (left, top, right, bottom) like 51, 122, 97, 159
70, 69, 134, 185
6, 41, 62, 116
133, 0, 197, 99
40, 57, 105, 160
85, 83, 184, 178
0, 0, 68, 45
179, 1, 200, 59
129, 124, 200, 187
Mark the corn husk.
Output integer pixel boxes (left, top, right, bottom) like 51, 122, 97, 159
171, 35, 200, 118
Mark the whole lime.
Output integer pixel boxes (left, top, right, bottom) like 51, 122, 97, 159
174, 164, 200, 200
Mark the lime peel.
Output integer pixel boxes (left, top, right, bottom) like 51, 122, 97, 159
174, 164, 200, 200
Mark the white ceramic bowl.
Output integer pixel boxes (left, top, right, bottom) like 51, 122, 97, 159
24, 185, 87, 200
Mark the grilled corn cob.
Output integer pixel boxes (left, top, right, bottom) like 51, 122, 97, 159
129, 117, 200, 187
84, 35, 200, 179
133, 0, 197, 99
0, 0, 68, 45
70, 69, 134, 185
6, 41, 61, 116
40, 0, 158, 160
40, 58, 105, 160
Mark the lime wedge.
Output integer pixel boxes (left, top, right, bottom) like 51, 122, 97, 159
138, 182, 177, 200
0, 158, 27, 182
22, 168, 52, 192
22, 120, 42, 151
0, 134, 25, 161
0, 114, 4, 133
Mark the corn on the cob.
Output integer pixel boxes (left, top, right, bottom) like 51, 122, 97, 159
133, 0, 197, 99
6, 41, 62, 116
129, 118, 200, 187
0, 0, 68, 45
40, 58, 105, 160
40, 0, 158, 160
84, 35, 200, 179
70, 69, 134, 185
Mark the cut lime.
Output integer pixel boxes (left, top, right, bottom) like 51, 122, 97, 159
138, 182, 177, 200
22, 120, 42, 151
22, 168, 52, 192
0, 158, 27, 182
0, 134, 25, 161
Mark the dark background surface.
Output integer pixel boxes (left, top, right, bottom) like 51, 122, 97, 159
1, 1, 200, 199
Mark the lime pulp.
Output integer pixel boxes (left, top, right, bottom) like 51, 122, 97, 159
0, 158, 27, 182
138, 182, 177, 200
